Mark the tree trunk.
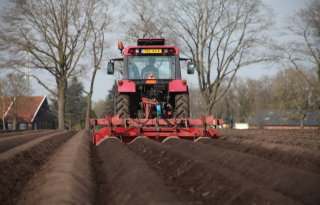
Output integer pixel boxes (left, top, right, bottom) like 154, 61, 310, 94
300, 111, 306, 130
318, 62, 320, 82
203, 91, 212, 116
13, 97, 17, 130
206, 105, 212, 116
85, 65, 99, 130
85, 92, 92, 130
208, 100, 216, 117
57, 82, 67, 130
1, 97, 6, 131
2, 119, 5, 131
300, 118, 304, 130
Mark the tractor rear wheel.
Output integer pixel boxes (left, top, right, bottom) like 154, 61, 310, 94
116, 93, 130, 118
174, 93, 190, 118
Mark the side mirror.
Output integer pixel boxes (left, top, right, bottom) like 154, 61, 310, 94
107, 62, 114, 74
187, 62, 195, 74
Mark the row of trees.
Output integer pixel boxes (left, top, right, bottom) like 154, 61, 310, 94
92, 81, 116, 119
0, 0, 319, 130
190, 68, 320, 128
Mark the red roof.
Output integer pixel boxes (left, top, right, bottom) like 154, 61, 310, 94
0, 96, 46, 122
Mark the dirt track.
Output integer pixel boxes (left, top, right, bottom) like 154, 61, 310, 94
0, 129, 319, 205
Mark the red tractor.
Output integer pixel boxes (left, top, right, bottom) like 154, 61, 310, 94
90, 39, 222, 144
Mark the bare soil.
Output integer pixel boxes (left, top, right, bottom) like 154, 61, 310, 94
129, 138, 301, 205
0, 129, 319, 205
0, 130, 75, 205
94, 137, 185, 205
0, 130, 48, 138
0, 130, 57, 153
16, 131, 94, 205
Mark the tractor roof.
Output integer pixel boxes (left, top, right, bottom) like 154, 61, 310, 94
137, 38, 165, 46
118, 38, 180, 56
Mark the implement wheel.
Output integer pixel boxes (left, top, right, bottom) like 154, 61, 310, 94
116, 93, 130, 118
174, 93, 190, 118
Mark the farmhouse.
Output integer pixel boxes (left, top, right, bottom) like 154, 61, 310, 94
0, 96, 54, 130
249, 109, 320, 129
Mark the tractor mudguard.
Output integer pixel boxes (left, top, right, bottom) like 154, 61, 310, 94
168, 80, 188, 92
117, 80, 136, 93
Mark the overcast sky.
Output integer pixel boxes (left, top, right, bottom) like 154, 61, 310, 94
0, 0, 314, 101
236, 0, 313, 79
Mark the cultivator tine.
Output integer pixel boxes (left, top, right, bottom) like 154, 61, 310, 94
162, 136, 179, 143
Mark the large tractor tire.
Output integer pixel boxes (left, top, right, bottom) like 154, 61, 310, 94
116, 93, 130, 118
174, 93, 190, 118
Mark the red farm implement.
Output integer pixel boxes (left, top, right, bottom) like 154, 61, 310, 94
90, 115, 222, 144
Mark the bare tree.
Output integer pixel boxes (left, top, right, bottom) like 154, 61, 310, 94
105, 81, 117, 116
92, 100, 107, 118
213, 75, 273, 125
0, 80, 7, 130
4, 73, 31, 130
212, 79, 238, 126
0, 0, 98, 130
271, 68, 319, 129
6, 73, 31, 97
236, 79, 255, 122
84, 1, 113, 130
298, 0, 320, 81
278, 0, 320, 83
189, 87, 206, 118
234, 77, 273, 122
167, 0, 272, 114
124, 0, 169, 41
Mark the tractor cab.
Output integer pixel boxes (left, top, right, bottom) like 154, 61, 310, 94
107, 39, 195, 83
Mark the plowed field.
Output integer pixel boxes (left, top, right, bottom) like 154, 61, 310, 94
0, 129, 319, 205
